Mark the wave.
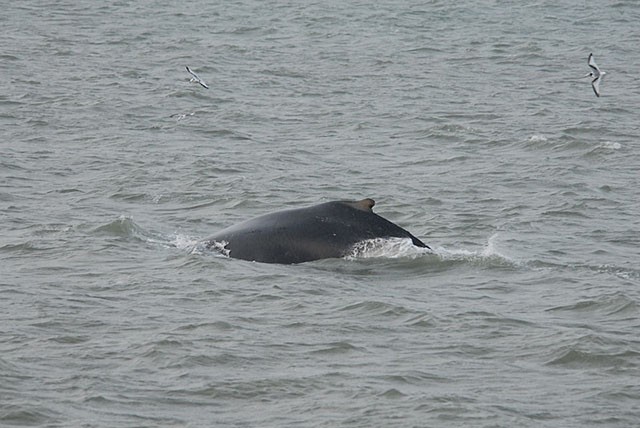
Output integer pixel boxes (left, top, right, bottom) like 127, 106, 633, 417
546, 347, 640, 369
92, 216, 204, 254
92, 216, 147, 238
430, 233, 519, 268
341, 233, 520, 270
546, 292, 638, 317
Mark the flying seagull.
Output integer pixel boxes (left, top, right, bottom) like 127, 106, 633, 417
585, 53, 606, 97
185, 66, 209, 89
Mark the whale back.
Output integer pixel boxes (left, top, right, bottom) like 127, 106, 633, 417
206, 199, 428, 264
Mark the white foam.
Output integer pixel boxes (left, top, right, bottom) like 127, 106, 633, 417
346, 237, 432, 260
481, 233, 507, 258
171, 112, 195, 121
170, 234, 208, 254
432, 233, 517, 265
600, 141, 621, 150
206, 239, 230, 258
529, 134, 548, 142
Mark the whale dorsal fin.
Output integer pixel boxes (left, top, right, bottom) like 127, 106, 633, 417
345, 198, 375, 212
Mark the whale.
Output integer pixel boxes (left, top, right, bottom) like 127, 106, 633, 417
205, 198, 429, 264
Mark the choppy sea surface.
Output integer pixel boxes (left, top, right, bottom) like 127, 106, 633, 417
2, 1, 640, 426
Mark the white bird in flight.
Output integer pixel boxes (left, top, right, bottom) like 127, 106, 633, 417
585, 53, 606, 97
185, 66, 209, 89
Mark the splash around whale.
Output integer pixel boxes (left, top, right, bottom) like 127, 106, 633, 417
204, 198, 430, 264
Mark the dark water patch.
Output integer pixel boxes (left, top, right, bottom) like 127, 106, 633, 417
109, 192, 148, 202
184, 375, 322, 401
48, 188, 84, 194
377, 370, 448, 386
47, 335, 91, 345
541, 208, 591, 219
0, 405, 59, 427
174, 320, 236, 332
310, 341, 364, 355
0, 241, 40, 253
178, 352, 268, 369
92, 217, 155, 242
377, 388, 406, 398
403, 313, 437, 329
546, 292, 638, 318
546, 347, 640, 370
0, 53, 19, 61
596, 384, 640, 402
337, 300, 415, 318
0, 240, 61, 254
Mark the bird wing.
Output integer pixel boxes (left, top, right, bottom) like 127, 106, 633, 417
186, 66, 209, 89
588, 53, 600, 74
186, 66, 200, 80
591, 76, 601, 97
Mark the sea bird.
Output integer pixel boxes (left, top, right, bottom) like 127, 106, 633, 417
585, 53, 606, 97
185, 66, 209, 89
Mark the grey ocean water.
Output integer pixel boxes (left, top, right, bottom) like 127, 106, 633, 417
2, 1, 640, 426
